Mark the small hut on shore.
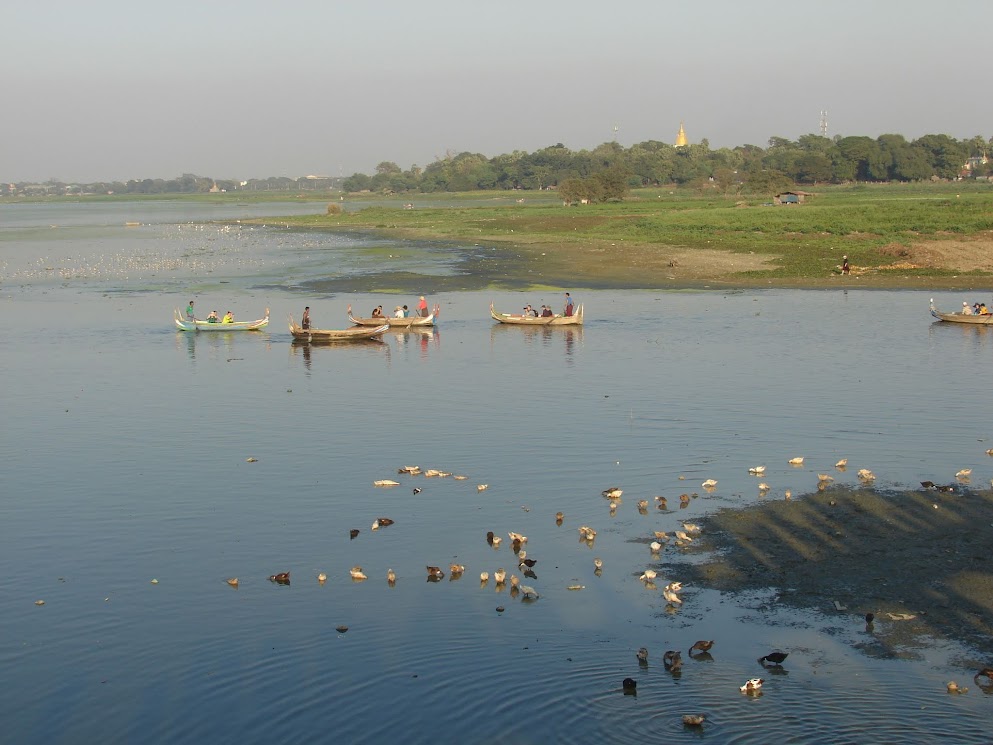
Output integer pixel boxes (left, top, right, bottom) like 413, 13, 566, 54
774, 190, 813, 205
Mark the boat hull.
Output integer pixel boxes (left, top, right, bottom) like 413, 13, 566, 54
930, 300, 993, 324
175, 308, 269, 331
490, 302, 583, 326
348, 304, 439, 327
289, 317, 389, 341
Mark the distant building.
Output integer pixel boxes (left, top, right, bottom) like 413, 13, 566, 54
774, 190, 813, 205
675, 122, 688, 147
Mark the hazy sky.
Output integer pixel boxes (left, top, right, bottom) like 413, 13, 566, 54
4, 0, 991, 183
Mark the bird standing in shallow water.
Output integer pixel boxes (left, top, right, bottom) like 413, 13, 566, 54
663, 650, 683, 671
636, 647, 649, 662
602, 487, 623, 499
387, 568, 396, 584
974, 667, 993, 683
689, 640, 714, 654
760, 651, 789, 666
740, 678, 764, 692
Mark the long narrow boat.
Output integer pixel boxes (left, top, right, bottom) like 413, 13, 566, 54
289, 316, 389, 341
174, 308, 270, 331
490, 302, 583, 326
348, 304, 439, 327
929, 298, 993, 324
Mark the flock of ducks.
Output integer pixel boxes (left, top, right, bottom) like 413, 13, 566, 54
624, 641, 789, 714
218, 455, 993, 718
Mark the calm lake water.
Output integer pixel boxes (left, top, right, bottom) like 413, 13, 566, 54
2, 201, 992, 744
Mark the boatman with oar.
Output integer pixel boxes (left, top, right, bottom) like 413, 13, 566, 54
186, 299, 195, 321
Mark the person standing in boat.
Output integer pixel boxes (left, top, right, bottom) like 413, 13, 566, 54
564, 292, 574, 317
186, 300, 195, 320
417, 296, 429, 317
302, 306, 311, 330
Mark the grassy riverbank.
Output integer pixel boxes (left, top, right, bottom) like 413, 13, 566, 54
252, 182, 993, 290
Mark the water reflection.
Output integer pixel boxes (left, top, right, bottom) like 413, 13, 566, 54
178, 329, 272, 361
489, 324, 583, 363
289, 337, 391, 373
388, 327, 440, 360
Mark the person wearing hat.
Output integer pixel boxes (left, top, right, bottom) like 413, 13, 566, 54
417, 295, 428, 317
394, 305, 405, 318
962, 302, 974, 315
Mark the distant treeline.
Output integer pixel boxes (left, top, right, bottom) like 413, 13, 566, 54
2, 174, 339, 197
6, 133, 991, 199
342, 133, 992, 198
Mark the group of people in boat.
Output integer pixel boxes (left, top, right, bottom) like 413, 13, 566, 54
370, 295, 431, 319
520, 292, 575, 318
522, 304, 555, 317
186, 301, 234, 324
962, 301, 990, 316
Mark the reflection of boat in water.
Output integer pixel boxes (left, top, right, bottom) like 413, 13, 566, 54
289, 316, 389, 341
490, 322, 582, 358
930, 298, 993, 324
291, 336, 391, 369
490, 302, 583, 325
348, 304, 439, 327
175, 308, 270, 331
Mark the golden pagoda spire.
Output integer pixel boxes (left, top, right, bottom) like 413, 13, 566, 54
675, 122, 688, 147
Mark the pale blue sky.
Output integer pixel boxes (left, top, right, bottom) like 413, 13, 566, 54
3, 0, 990, 182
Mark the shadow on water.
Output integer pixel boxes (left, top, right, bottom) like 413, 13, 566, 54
668, 484, 993, 657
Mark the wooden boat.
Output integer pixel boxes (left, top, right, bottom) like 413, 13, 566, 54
930, 298, 993, 324
490, 302, 583, 326
174, 308, 269, 331
289, 316, 389, 341
348, 304, 439, 327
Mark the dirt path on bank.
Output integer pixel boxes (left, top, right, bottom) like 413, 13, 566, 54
665, 484, 993, 660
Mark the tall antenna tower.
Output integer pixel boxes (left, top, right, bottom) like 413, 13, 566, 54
612, 124, 619, 142
819, 110, 828, 137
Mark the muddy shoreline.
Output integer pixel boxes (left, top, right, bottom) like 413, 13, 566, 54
665, 483, 993, 660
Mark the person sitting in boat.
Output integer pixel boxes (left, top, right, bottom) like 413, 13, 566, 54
980, 303, 990, 315
394, 306, 405, 318
541, 305, 554, 317
962, 302, 974, 315
206, 310, 219, 323
402, 305, 410, 317
372, 306, 384, 318
222, 311, 234, 324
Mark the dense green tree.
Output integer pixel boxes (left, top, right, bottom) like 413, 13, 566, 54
913, 134, 969, 179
